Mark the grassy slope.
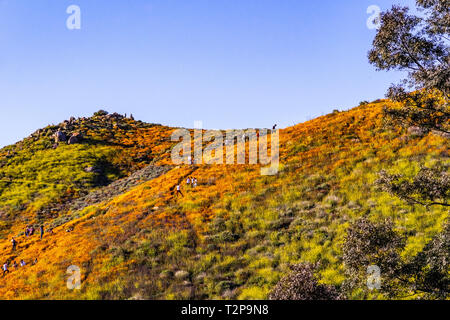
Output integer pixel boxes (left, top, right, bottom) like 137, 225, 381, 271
0, 102, 447, 299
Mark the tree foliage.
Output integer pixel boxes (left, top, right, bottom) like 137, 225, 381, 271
369, 0, 450, 207
369, 3, 449, 96
376, 164, 450, 207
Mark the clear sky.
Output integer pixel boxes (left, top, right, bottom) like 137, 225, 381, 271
0, 0, 415, 148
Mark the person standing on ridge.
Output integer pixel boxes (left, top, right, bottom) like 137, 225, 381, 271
40, 225, 44, 240
176, 185, 183, 197
2, 262, 9, 276
11, 237, 17, 252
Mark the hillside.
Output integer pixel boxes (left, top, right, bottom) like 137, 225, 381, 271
0, 102, 448, 300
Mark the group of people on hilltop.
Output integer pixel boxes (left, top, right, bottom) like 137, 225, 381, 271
3, 225, 49, 277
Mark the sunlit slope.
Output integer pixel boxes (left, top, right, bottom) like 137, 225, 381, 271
0, 113, 177, 237
0, 102, 447, 299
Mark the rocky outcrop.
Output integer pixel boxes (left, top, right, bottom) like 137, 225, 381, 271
43, 165, 171, 230
407, 126, 425, 136
68, 165, 171, 213
107, 112, 124, 120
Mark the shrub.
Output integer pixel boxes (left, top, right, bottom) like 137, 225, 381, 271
269, 263, 343, 300
343, 218, 405, 281
343, 218, 449, 298
94, 110, 109, 117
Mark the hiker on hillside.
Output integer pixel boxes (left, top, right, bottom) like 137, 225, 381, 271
175, 185, 183, 197
3, 263, 9, 276
186, 177, 191, 186
26, 226, 34, 236
11, 237, 17, 252
12, 261, 18, 269
32, 258, 38, 265
192, 177, 198, 188
40, 225, 44, 239
20, 260, 26, 267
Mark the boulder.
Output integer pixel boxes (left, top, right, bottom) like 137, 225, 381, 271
128, 293, 145, 300
62, 120, 73, 130
68, 132, 83, 145
174, 270, 190, 280
54, 130, 67, 143
222, 289, 236, 299
159, 270, 174, 279
84, 166, 102, 174
195, 272, 207, 281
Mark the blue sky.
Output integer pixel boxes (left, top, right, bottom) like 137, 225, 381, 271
0, 0, 415, 147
